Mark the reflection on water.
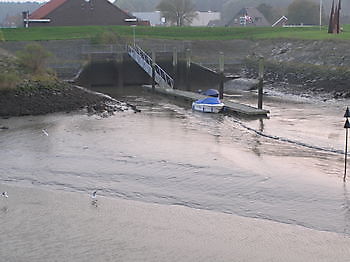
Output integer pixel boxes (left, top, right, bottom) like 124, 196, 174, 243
343, 184, 350, 235
251, 118, 264, 157
0, 85, 349, 234
1, 206, 8, 214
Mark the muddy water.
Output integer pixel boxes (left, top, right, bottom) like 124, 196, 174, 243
0, 85, 349, 235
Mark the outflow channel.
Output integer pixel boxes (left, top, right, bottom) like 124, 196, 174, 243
0, 85, 349, 235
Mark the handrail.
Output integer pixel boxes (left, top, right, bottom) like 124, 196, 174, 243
127, 45, 174, 89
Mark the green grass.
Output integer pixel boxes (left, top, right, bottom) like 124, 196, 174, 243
2, 25, 350, 41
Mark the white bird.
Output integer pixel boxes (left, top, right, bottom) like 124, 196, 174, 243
42, 129, 49, 136
91, 190, 98, 207
91, 190, 97, 199
1, 192, 8, 198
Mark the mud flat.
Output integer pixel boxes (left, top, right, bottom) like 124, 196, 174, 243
1, 183, 350, 262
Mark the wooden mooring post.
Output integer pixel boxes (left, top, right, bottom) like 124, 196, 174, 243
258, 56, 264, 110
185, 48, 191, 91
173, 47, 178, 89
152, 50, 156, 91
219, 52, 224, 100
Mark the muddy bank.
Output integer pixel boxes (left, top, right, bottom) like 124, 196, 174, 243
186, 39, 350, 100
0, 80, 133, 118
240, 58, 350, 100
2, 183, 350, 262
0, 46, 135, 118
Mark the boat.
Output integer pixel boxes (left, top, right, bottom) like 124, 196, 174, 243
192, 96, 224, 113
201, 89, 219, 97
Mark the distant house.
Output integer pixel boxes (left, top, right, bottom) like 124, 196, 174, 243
226, 7, 270, 27
2, 14, 22, 28
24, 0, 143, 27
207, 19, 224, 27
272, 16, 288, 27
191, 11, 220, 27
133, 11, 165, 26
133, 11, 220, 27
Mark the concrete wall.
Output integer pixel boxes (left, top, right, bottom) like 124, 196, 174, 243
76, 57, 151, 87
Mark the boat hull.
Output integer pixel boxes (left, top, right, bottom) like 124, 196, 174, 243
192, 102, 224, 113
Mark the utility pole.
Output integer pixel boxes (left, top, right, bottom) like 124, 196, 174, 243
319, 0, 323, 30
131, 25, 136, 46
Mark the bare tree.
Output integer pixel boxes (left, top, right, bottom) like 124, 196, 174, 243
287, 0, 322, 25
157, 0, 197, 26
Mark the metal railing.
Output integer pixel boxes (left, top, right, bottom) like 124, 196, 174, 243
127, 45, 174, 89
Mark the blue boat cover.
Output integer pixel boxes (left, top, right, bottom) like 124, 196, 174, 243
201, 89, 219, 97
195, 97, 222, 105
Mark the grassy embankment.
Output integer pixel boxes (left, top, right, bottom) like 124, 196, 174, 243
0, 43, 110, 117
0, 42, 62, 92
2, 25, 350, 41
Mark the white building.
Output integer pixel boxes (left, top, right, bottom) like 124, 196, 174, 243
191, 11, 220, 27
133, 11, 221, 27
133, 11, 165, 26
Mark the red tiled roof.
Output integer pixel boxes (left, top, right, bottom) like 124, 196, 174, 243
29, 0, 68, 19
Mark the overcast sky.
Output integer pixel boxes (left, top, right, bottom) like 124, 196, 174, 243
0, 0, 47, 2
0, 0, 114, 2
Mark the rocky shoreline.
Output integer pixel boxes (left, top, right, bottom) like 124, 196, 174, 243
240, 59, 350, 100
188, 39, 350, 100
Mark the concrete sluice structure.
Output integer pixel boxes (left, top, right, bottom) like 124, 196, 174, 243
75, 49, 268, 117
75, 52, 223, 92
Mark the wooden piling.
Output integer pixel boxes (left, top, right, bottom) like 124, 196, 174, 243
185, 48, 191, 91
173, 47, 178, 89
219, 52, 224, 100
258, 56, 264, 110
152, 50, 156, 91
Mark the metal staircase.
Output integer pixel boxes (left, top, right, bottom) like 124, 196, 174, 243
127, 45, 174, 89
